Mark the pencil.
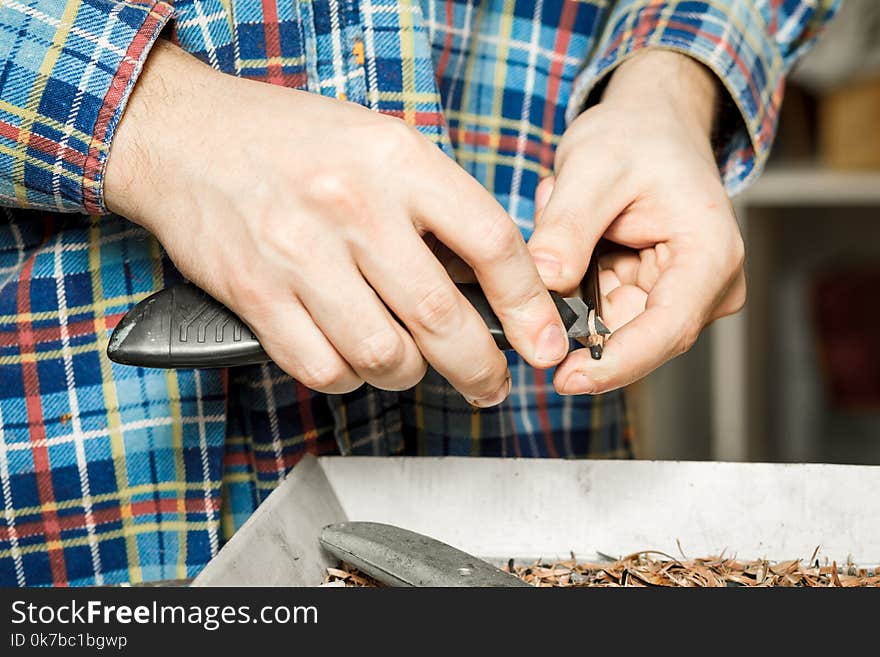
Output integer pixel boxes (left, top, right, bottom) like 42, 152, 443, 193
582, 250, 609, 360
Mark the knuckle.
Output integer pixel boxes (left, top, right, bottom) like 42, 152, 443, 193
305, 170, 349, 206
460, 360, 501, 395
476, 214, 521, 265
296, 361, 353, 392
348, 330, 407, 374
408, 283, 462, 334
376, 119, 423, 159
393, 359, 429, 391
223, 276, 269, 316
500, 284, 549, 323
303, 170, 358, 219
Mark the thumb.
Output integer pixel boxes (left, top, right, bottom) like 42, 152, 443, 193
528, 168, 628, 293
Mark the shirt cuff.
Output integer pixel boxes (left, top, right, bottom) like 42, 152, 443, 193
566, 0, 786, 195
0, 1, 174, 214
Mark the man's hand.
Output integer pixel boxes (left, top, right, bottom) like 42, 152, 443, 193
105, 41, 570, 405
527, 50, 746, 395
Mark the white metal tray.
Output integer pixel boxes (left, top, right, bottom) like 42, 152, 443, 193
194, 456, 880, 586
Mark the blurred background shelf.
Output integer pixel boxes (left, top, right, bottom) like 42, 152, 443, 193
743, 166, 880, 206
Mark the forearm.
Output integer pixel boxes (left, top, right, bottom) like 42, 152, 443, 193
105, 39, 219, 223
601, 51, 718, 145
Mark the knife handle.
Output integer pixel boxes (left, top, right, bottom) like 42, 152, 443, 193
457, 282, 578, 350
108, 282, 577, 369
107, 283, 269, 368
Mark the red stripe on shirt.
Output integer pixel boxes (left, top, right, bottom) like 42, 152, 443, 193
0, 120, 89, 172
539, 0, 578, 170
449, 126, 553, 164
16, 226, 68, 586
0, 313, 125, 348
380, 110, 446, 126
259, 1, 285, 86
434, 0, 456, 82
0, 495, 221, 542
533, 368, 558, 457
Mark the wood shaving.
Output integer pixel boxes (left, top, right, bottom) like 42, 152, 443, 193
324, 550, 880, 587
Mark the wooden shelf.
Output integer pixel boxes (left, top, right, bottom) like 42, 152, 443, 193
740, 165, 880, 206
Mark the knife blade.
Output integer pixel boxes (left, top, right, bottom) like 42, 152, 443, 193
107, 281, 609, 369
320, 521, 529, 587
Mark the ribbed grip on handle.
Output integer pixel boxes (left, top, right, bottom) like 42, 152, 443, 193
108, 284, 268, 368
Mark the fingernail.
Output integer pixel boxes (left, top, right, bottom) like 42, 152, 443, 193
532, 252, 562, 281
535, 322, 568, 364
560, 372, 593, 395
468, 374, 512, 408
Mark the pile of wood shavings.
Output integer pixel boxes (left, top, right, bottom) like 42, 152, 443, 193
323, 566, 380, 587
324, 550, 880, 587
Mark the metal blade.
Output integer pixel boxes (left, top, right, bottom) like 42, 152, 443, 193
562, 297, 611, 339
563, 297, 591, 339
320, 522, 528, 587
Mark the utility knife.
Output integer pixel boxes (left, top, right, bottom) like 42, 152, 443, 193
107, 281, 609, 369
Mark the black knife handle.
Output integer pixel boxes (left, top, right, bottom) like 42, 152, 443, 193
108, 282, 577, 369
107, 283, 269, 368
456, 282, 577, 350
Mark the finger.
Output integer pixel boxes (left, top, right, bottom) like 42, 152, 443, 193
249, 296, 364, 394
413, 156, 569, 369
527, 164, 632, 294
296, 261, 428, 391
426, 234, 476, 283
602, 284, 647, 332
599, 248, 664, 293
599, 268, 622, 296
354, 228, 512, 406
554, 259, 716, 395
554, 305, 682, 395
534, 176, 555, 218
599, 251, 640, 286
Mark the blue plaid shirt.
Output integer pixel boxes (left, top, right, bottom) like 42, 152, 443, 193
0, 0, 837, 586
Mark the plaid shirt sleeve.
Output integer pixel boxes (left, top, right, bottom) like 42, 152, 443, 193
0, 0, 173, 214
566, 0, 840, 194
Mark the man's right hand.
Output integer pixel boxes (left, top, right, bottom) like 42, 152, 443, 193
104, 41, 569, 406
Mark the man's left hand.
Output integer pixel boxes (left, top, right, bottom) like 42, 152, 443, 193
528, 50, 747, 395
